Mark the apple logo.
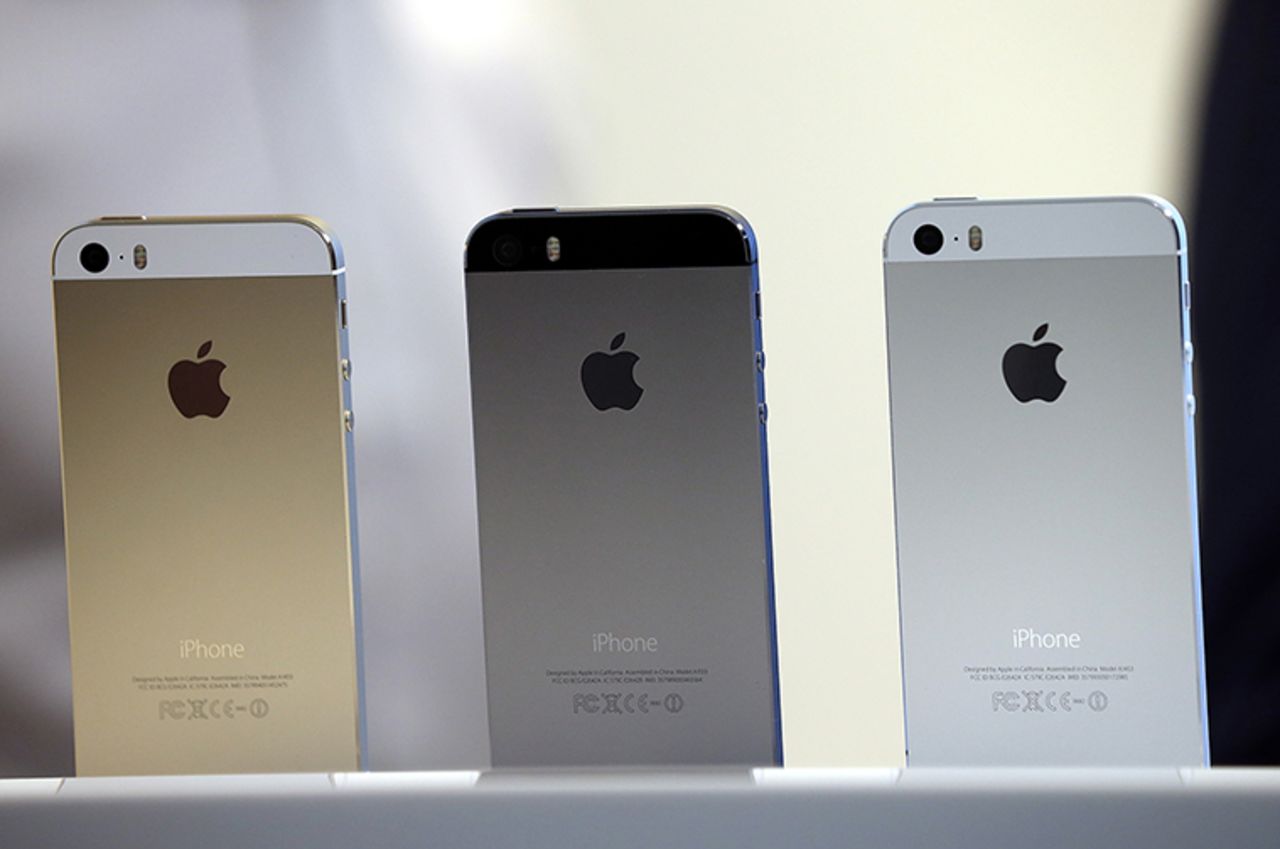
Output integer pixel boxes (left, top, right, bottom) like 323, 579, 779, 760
580, 332, 643, 411
1002, 323, 1066, 403
167, 340, 231, 418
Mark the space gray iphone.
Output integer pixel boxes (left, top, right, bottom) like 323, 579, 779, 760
465, 208, 780, 766
884, 197, 1207, 766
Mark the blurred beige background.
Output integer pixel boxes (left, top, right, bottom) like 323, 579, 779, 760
0, 0, 1216, 774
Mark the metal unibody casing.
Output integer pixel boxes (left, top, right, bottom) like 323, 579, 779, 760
53, 216, 364, 775
884, 197, 1207, 766
465, 207, 780, 766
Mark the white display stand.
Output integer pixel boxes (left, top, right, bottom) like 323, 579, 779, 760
2, 768, 1278, 847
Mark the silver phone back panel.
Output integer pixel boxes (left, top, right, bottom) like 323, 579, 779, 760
467, 265, 779, 766
885, 199, 1206, 766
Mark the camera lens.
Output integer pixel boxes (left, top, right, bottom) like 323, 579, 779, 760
913, 224, 944, 256
79, 242, 110, 274
492, 235, 523, 267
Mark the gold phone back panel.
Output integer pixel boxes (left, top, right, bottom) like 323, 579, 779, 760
54, 272, 359, 775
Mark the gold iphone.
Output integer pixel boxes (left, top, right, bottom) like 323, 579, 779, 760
52, 216, 363, 775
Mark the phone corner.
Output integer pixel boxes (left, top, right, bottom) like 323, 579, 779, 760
50, 220, 99, 277
694, 206, 758, 264
882, 201, 936, 260
284, 216, 345, 271
462, 210, 522, 271
1116, 195, 1188, 254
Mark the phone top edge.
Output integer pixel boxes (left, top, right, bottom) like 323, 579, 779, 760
53, 215, 342, 280
465, 206, 756, 272
884, 195, 1183, 263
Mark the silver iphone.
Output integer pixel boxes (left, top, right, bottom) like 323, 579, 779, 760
884, 196, 1207, 766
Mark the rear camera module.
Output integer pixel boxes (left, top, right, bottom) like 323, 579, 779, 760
79, 242, 110, 273
913, 224, 944, 256
493, 235, 523, 267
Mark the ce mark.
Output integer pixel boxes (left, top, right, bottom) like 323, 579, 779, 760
619, 693, 684, 714
1040, 691, 1072, 713
1023, 690, 1075, 713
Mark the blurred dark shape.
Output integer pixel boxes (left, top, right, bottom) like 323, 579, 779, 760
1193, 0, 1280, 766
